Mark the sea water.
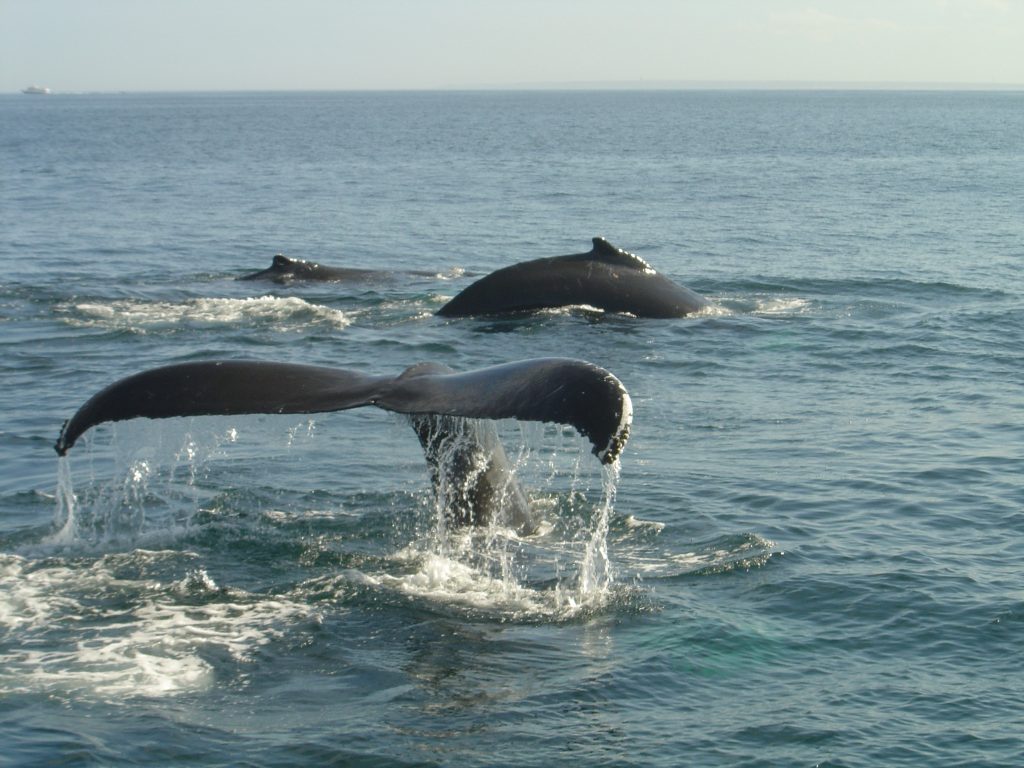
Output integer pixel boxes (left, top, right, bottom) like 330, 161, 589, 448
1, 90, 1022, 766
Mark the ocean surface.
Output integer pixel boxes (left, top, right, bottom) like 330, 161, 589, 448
1, 90, 1022, 767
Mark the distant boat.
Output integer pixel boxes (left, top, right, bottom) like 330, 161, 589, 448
22, 85, 51, 95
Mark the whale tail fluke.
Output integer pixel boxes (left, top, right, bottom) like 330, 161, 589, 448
55, 358, 632, 464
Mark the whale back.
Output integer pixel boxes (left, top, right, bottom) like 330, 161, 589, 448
239, 255, 384, 283
437, 238, 708, 318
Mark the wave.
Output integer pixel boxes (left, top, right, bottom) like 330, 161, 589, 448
57, 296, 352, 332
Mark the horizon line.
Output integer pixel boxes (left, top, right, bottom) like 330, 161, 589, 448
9, 79, 1024, 95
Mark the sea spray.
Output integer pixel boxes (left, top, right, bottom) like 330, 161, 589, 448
48, 448, 156, 547
50, 455, 78, 546
46, 421, 244, 548
402, 418, 623, 617
52, 412, 624, 618
577, 460, 620, 596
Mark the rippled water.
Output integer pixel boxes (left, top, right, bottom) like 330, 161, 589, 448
1, 90, 1022, 766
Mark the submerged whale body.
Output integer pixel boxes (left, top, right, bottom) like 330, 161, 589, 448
240, 254, 436, 283
438, 237, 710, 318
55, 358, 632, 529
240, 254, 382, 282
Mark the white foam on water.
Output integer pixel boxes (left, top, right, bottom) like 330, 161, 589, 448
0, 553, 320, 700
754, 296, 811, 315
697, 302, 734, 317
370, 548, 550, 616
628, 533, 778, 578
539, 303, 607, 316
623, 515, 666, 533
433, 266, 466, 280
349, 545, 605, 621
0, 555, 81, 632
60, 296, 352, 331
695, 296, 810, 318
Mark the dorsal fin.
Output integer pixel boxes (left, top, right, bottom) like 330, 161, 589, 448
582, 237, 655, 272
272, 254, 294, 268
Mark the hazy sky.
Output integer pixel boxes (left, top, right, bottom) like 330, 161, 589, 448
2, 0, 1023, 92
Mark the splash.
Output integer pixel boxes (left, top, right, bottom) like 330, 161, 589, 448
576, 461, 620, 596
47, 421, 250, 549
49, 414, 625, 619
378, 418, 625, 618
50, 453, 78, 546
